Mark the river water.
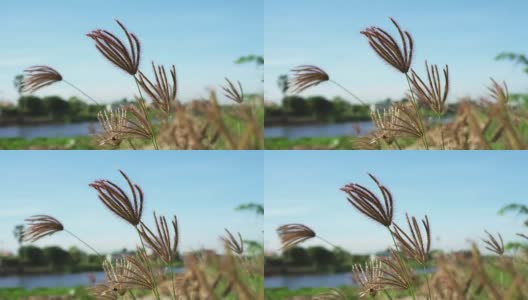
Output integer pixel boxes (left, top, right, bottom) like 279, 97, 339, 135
0, 121, 100, 139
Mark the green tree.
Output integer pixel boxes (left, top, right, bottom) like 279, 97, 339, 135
307, 96, 333, 120
67, 96, 88, 117
307, 246, 335, 269
235, 203, 264, 216
43, 96, 69, 119
498, 204, 528, 250
13, 225, 24, 247
496, 52, 528, 74
13, 74, 24, 95
43, 246, 71, 268
284, 247, 311, 266
18, 96, 45, 116
277, 74, 289, 96
19, 246, 46, 266
283, 96, 309, 116
235, 55, 264, 67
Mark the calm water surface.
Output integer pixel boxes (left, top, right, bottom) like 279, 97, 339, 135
0, 121, 100, 139
264, 121, 374, 139
0, 267, 184, 289
265, 268, 435, 289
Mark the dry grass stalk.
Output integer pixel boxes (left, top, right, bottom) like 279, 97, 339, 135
276, 223, 316, 250
352, 260, 384, 298
22, 65, 63, 93
96, 107, 127, 147
87, 19, 141, 75
361, 18, 414, 73
340, 173, 393, 227
313, 288, 347, 300
90, 283, 119, 300
102, 258, 132, 296
137, 62, 177, 114
89, 170, 144, 226
289, 65, 329, 93
120, 249, 159, 290
380, 249, 412, 290
371, 102, 423, 143
22, 215, 64, 242
121, 101, 154, 140
482, 230, 504, 256
139, 212, 179, 264
222, 229, 244, 255
392, 214, 431, 264
222, 78, 244, 103
410, 61, 450, 114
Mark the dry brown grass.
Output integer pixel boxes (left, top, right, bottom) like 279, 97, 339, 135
21, 170, 263, 300
289, 17, 528, 150
22, 19, 262, 150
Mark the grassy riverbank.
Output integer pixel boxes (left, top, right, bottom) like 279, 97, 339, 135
0, 136, 96, 150
0, 287, 92, 300
265, 136, 356, 149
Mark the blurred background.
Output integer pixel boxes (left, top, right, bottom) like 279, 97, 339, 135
0, 0, 263, 149
264, 151, 527, 298
0, 151, 263, 299
264, 0, 528, 149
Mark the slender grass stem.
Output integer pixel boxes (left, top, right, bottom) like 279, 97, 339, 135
128, 290, 137, 300
64, 229, 101, 256
436, 113, 445, 150
423, 265, 433, 300
127, 139, 137, 150
329, 80, 367, 105
383, 290, 393, 300
389, 229, 416, 300
404, 74, 429, 149
316, 235, 339, 249
135, 226, 161, 300
62, 80, 100, 106
133, 78, 159, 150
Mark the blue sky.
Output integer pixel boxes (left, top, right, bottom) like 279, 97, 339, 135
264, 151, 527, 254
265, 0, 528, 103
0, 151, 263, 254
0, 0, 262, 104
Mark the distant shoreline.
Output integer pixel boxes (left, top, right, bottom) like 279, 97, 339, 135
0, 116, 98, 127
264, 116, 371, 127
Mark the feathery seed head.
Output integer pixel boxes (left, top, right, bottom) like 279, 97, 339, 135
96, 107, 127, 147
22, 215, 64, 242
139, 212, 179, 264
137, 62, 177, 114
392, 214, 431, 264
221, 229, 244, 255
277, 223, 316, 251
22, 66, 63, 93
289, 65, 329, 93
352, 260, 384, 298
313, 288, 347, 300
87, 19, 141, 75
222, 78, 244, 103
380, 249, 412, 290
371, 102, 423, 140
89, 170, 144, 226
410, 61, 450, 114
341, 173, 394, 227
482, 230, 504, 256
361, 18, 414, 73
488, 78, 509, 105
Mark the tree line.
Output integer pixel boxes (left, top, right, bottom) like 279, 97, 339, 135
265, 246, 371, 274
0, 95, 113, 123
0, 245, 104, 274
266, 95, 372, 123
